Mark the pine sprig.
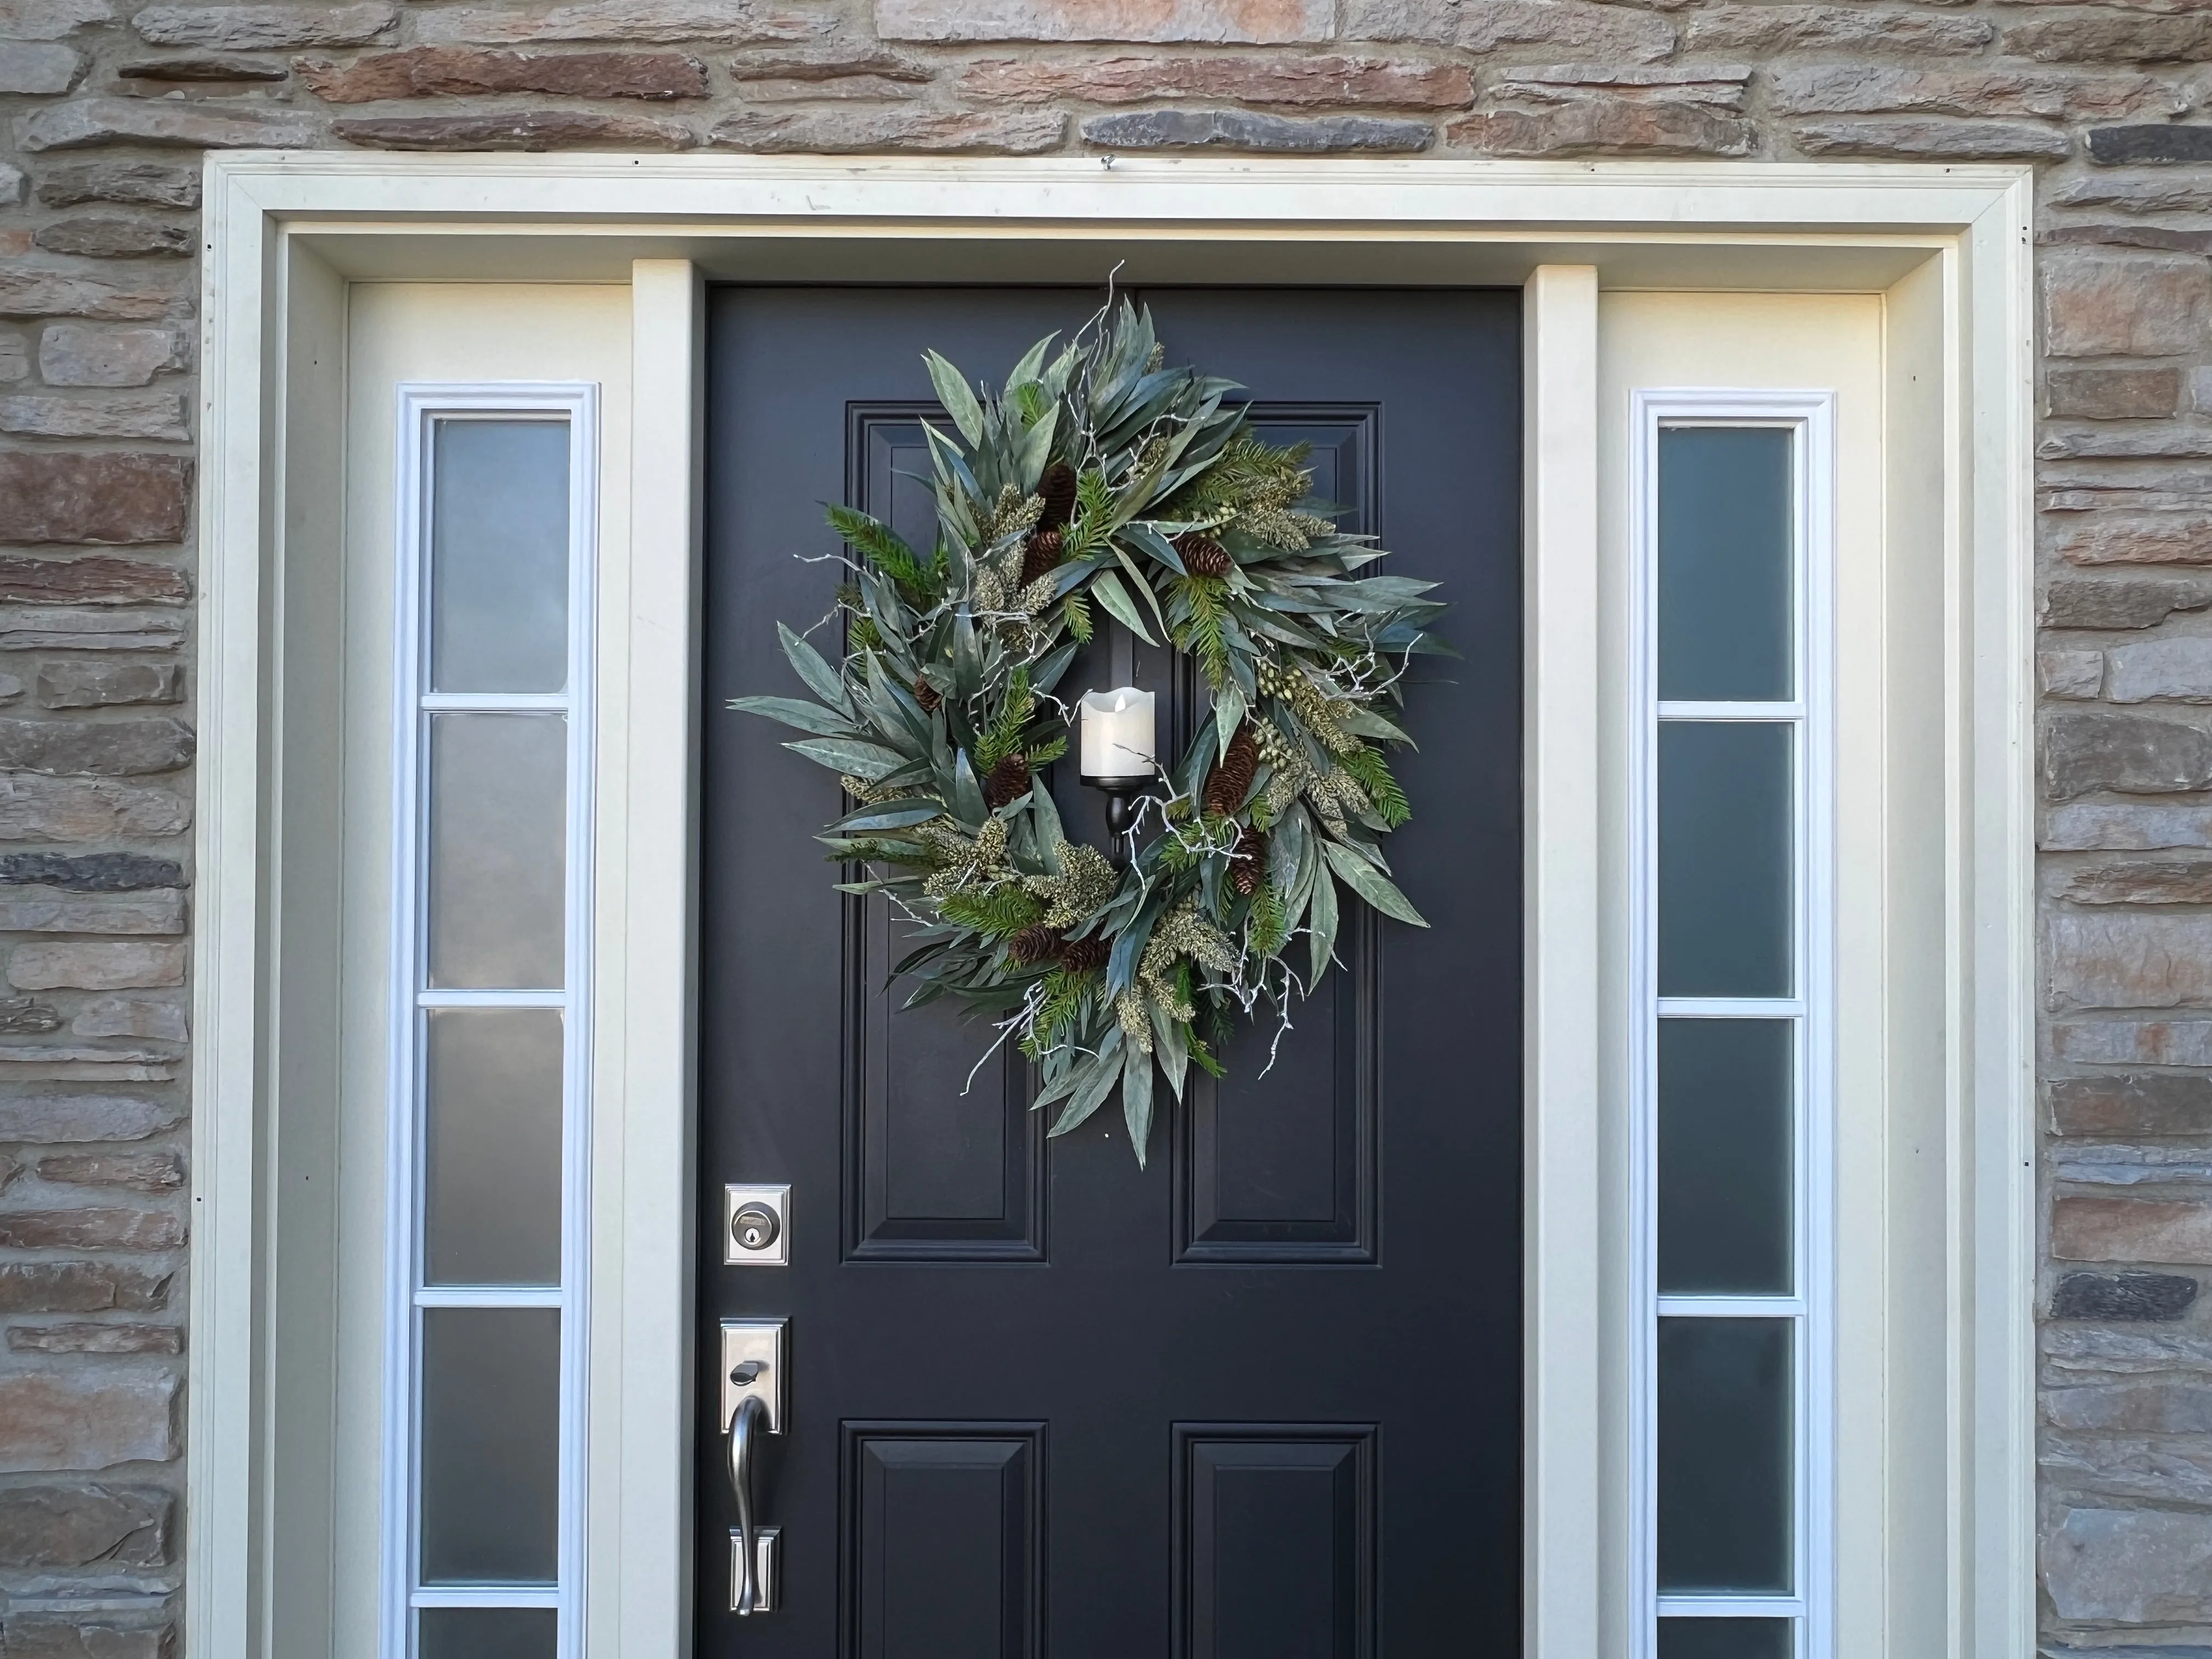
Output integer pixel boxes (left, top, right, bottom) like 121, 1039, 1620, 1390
1341, 747, 1410, 828
827, 504, 939, 603
977, 666, 1034, 772
939, 884, 1045, 938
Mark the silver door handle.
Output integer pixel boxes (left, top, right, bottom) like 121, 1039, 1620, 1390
728, 1392, 769, 1615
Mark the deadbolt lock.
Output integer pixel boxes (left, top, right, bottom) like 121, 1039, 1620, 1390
723, 1183, 791, 1266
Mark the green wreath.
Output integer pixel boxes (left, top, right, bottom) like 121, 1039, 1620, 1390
731, 300, 1448, 1165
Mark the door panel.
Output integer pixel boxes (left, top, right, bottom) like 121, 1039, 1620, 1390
700, 286, 1521, 1655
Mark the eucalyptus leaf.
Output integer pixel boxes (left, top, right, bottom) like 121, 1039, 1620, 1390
1121, 1052, 1155, 1169
1320, 839, 1429, 928
783, 736, 908, 780
1089, 568, 1158, 647
1051, 1029, 1125, 1136
950, 749, 989, 827
777, 622, 851, 714
1308, 863, 1340, 986
922, 349, 986, 446
725, 695, 854, 736
827, 799, 944, 834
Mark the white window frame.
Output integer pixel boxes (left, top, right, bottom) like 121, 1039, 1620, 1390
1626, 392, 1836, 1659
382, 383, 601, 1659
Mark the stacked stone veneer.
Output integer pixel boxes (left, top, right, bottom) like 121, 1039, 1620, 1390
4, 0, 2212, 1650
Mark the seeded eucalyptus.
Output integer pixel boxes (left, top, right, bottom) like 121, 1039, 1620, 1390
730, 298, 1447, 1166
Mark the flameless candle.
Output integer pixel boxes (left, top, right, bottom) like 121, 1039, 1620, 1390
1079, 687, 1155, 785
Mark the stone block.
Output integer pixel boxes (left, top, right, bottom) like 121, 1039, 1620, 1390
16, 96, 319, 150
960, 53, 1472, 108
2052, 1194, 2212, 1263
2041, 424, 2212, 460
2051, 1269, 2201, 1319
2040, 648, 2103, 698
878, 0, 1329, 42
33, 161, 199, 210
36, 664, 184, 710
2091, 124, 2212, 165
0, 335, 24, 383
2050, 910, 2212, 1007
0, 1262, 167, 1312
2042, 1432, 2212, 1506
1684, 5, 1991, 54
1452, 99, 1753, 156
0, 855, 182, 893
0, 778, 188, 843
2050, 1071, 2212, 1135
1084, 108, 1432, 151
2060, 856, 2212, 902
2045, 580, 2212, 630
0, 557, 187, 606
298, 45, 710, 101
712, 107, 1064, 151
2110, 636, 2212, 702
0, 1483, 168, 1567
0, 999, 60, 1035
2049, 366, 2182, 420
2053, 515, 2212, 564
0, 611, 185, 651
727, 44, 926, 80
0, 1372, 177, 1471
0, 274, 173, 323
1344, 0, 1673, 60
8, 1322, 181, 1353
0, 721, 192, 778
0, 42, 81, 92
1790, 117, 2072, 160
332, 109, 697, 149
2, 1619, 174, 1659
68, 998, 185, 1042
2045, 254, 2212, 358
38, 325, 176, 388
2043, 712, 2212, 798
0, 1207, 184, 1250
416, 0, 825, 44
32, 217, 191, 259
1486, 63, 1751, 109
116, 51, 289, 79
2053, 174, 2212, 216
0, 454, 188, 546
0, 0, 111, 39
718, 71, 916, 98
2049, 1380, 2212, 1436
1774, 67, 2178, 121
37, 1147, 185, 1187
132, 0, 393, 47
9, 943, 187, 991
2009, 14, 2212, 62
2046, 802, 2212, 848
0, 888, 182, 935
0, 397, 189, 442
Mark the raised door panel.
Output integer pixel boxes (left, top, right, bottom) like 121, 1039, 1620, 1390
845, 1424, 1042, 1659
843, 407, 1045, 1261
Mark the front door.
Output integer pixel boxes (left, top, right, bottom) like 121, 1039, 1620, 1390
699, 286, 1522, 1655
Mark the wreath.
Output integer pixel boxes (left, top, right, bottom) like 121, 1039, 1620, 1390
731, 300, 1447, 1165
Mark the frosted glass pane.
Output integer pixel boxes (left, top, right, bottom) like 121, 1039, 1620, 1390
420, 1307, 560, 1584
425, 1009, 563, 1287
1658, 723, 1792, 998
427, 714, 566, 990
430, 419, 569, 694
1658, 1618, 1793, 1659
1658, 426, 1793, 704
1657, 1317, 1793, 1595
1659, 1019, 1793, 1296
420, 1608, 556, 1659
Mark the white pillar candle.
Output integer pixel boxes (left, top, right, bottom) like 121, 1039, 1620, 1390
1079, 686, 1156, 782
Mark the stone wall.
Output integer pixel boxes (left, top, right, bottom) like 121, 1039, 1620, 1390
5, 0, 2212, 1650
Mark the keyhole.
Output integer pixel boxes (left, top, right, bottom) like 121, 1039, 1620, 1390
732, 1203, 780, 1252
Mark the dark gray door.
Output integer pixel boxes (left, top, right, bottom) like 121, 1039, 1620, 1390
699, 286, 1522, 1656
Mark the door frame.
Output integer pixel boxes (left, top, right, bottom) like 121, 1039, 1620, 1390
191, 154, 2035, 1659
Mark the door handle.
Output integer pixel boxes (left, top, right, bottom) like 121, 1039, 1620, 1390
728, 1392, 769, 1615
721, 1318, 786, 1615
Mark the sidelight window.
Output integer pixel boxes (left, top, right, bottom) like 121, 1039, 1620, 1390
1632, 399, 1833, 1659
383, 390, 598, 1659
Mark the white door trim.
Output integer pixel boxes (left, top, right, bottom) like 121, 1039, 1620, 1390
191, 154, 2035, 1659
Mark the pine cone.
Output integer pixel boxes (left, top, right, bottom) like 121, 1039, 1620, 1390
1178, 535, 1233, 579
1009, 924, 1063, 966
1059, 934, 1110, 973
1037, 460, 1079, 531
1019, 528, 1064, 588
912, 678, 943, 714
1203, 727, 1261, 818
1230, 827, 1267, 896
983, 752, 1032, 809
